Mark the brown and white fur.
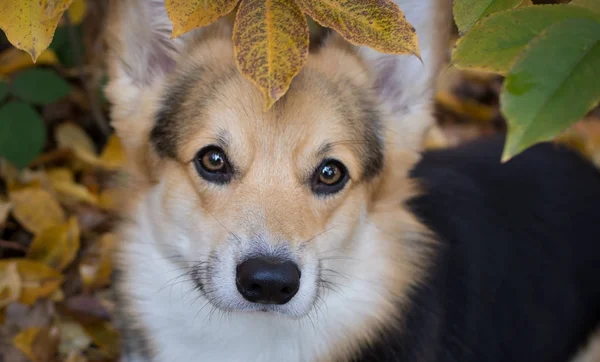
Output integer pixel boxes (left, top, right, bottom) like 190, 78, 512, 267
105, 0, 455, 360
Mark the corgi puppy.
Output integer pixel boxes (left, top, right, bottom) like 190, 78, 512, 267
105, 0, 600, 361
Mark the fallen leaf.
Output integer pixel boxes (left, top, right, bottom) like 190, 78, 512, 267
0, 0, 74, 61
80, 233, 115, 289
82, 321, 120, 359
52, 181, 99, 206
55, 122, 98, 163
27, 217, 80, 271
12, 326, 59, 362
67, 0, 87, 24
233, 0, 309, 108
9, 187, 65, 234
99, 134, 126, 169
58, 318, 92, 357
12, 68, 72, 105
296, 0, 419, 55
436, 91, 495, 123
0, 47, 59, 75
3, 259, 64, 305
46, 168, 75, 184
166, 0, 240, 37
0, 261, 22, 308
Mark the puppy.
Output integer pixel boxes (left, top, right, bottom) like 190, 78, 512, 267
105, 0, 600, 361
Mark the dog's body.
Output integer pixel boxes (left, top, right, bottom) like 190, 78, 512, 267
105, 0, 600, 361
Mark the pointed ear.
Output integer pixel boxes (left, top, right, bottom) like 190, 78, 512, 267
357, 0, 452, 151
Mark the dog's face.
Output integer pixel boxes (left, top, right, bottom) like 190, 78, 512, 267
107, 0, 449, 320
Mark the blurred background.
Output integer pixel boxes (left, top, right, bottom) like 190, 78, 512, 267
0, 0, 598, 361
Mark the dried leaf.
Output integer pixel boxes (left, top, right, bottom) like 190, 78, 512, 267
7, 259, 64, 305
99, 134, 126, 169
46, 168, 74, 184
27, 217, 80, 271
233, 0, 309, 108
52, 181, 99, 205
436, 91, 495, 123
0, 261, 22, 308
0, 48, 59, 75
0, 0, 75, 61
82, 322, 120, 358
80, 233, 115, 289
10, 188, 65, 235
58, 319, 92, 357
55, 122, 98, 164
295, 0, 419, 55
12, 326, 59, 362
166, 0, 240, 37
67, 0, 87, 24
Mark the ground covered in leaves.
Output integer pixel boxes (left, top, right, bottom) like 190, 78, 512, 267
0, 1, 599, 361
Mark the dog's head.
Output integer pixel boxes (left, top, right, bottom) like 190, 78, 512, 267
106, 0, 450, 321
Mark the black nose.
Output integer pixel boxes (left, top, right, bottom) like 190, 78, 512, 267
236, 258, 300, 305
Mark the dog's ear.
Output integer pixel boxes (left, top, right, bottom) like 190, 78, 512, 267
339, 0, 452, 151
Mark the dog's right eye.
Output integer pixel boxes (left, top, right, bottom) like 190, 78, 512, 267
194, 146, 232, 184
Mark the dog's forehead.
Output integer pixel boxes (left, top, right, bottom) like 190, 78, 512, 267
150, 48, 384, 180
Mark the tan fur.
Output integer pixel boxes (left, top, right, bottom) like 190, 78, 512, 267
106, 0, 451, 361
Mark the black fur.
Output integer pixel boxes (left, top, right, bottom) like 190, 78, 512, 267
353, 135, 600, 362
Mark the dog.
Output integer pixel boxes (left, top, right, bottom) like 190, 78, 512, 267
104, 0, 600, 361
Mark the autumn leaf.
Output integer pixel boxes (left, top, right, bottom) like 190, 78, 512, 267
55, 122, 98, 164
166, 0, 240, 38
0, 259, 64, 305
295, 0, 419, 56
233, 0, 309, 108
82, 321, 120, 358
27, 217, 80, 271
9, 187, 66, 235
99, 134, 126, 169
13, 326, 59, 362
0, 0, 74, 62
0, 261, 22, 308
80, 233, 116, 289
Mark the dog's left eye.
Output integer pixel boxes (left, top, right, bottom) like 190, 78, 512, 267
194, 146, 232, 184
311, 159, 348, 195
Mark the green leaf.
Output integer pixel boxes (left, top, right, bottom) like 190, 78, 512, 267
571, 0, 600, 14
0, 101, 46, 168
0, 80, 7, 103
452, 4, 600, 74
11, 68, 71, 105
501, 18, 600, 161
453, 0, 523, 35
49, 25, 85, 68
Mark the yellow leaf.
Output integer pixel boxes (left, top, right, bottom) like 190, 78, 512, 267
80, 233, 116, 289
166, 0, 240, 38
10, 259, 64, 305
0, 47, 59, 75
233, 0, 309, 108
0, 261, 22, 308
27, 217, 80, 271
53, 181, 99, 205
0, 199, 12, 225
58, 319, 92, 357
55, 122, 98, 164
99, 134, 126, 169
0, 0, 74, 62
295, 0, 419, 56
46, 167, 74, 184
82, 321, 120, 358
435, 91, 495, 123
13, 326, 59, 362
67, 0, 87, 25
10, 187, 65, 235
